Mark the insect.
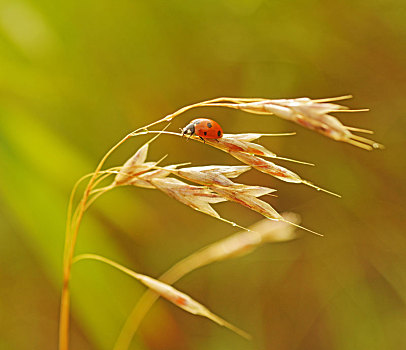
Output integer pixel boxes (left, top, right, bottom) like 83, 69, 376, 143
181, 118, 223, 142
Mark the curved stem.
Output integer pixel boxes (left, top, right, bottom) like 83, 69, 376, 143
59, 133, 133, 350
58, 97, 233, 350
113, 253, 207, 350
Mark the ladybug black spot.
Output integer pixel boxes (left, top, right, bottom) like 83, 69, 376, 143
204, 131, 207, 136
217, 130, 221, 137
207, 122, 212, 128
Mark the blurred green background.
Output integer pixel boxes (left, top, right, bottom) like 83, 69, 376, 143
1, 0, 405, 349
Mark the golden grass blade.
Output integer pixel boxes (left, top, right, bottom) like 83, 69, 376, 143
113, 215, 299, 350
73, 254, 251, 339
210, 185, 283, 221
225, 132, 296, 142
273, 156, 315, 166
130, 163, 190, 188
203, 96, 382, 150
140, 130, 314, 167
176, 165, 252, 179
63, 172, 96, 263
149, 177, 254, 232
142, 131, 335, 196
312, 95, 353, 102
350, 134, 385, 149
59, 129, 167, 350
345, 126, 374, 134
281, 219, 323, 237
230, 152, 302, 183
301, 180, 341, 198
230, 152, 341, 197
346, 138, 373, 150
336, 108, 370, 113
132, 95, 382, 151
67, 169, 120, 250
150, 177, 224, 217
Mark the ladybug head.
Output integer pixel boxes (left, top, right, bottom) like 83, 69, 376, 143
181, 122, 196, 137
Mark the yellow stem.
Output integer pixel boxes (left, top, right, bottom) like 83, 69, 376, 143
59, 133, 133, 350
58, 97, 232, 350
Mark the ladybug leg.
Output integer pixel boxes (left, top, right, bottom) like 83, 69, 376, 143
199, 136, 205, 143
187, 132, 194, 142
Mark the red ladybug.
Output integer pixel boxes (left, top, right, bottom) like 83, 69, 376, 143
181, 118, 223, 141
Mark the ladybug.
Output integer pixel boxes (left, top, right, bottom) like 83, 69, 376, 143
181, 118, 223, 142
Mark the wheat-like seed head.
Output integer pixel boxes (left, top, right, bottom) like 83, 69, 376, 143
185, 133, 340, 197
61, 95, 383, 350
110, 140, 326, 235
210, 96, 383, 150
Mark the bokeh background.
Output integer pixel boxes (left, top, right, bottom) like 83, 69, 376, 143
1, 1, 405, 349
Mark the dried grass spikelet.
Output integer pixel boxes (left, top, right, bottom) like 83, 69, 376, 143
170, 165, 281, 220
212, 96, 383, 150
206, 134, 279, 158
201, 133, 314, 165
113, 145, 278, 223
113, 214, 300, 350
116, 162, 232, 223
112, 144, 321, 235
60, 95, 382, 350
111, 146, 253, 228
173, 212, 300, 267
230, 151, 339, 196
113, 147, 320, 235
210, 185, 282, 220
114, 144, 151, 185
179, 164, 253, 178
138, 130, 338, 196
73, 254, 250, 339
231, 151, 301, 182
113, 129, 173, 186
175, 165, 251, 186
112, 142, 184, 189
168, 165, 322, 235
194, 134, 340, 197
128, 165, 182, 189
151, 177, 226, 218
174, 165, 275, 196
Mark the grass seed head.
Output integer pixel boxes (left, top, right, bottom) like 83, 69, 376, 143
204, 135, 277, 158
199, 214, 299, 262
195, 132, 313, 165
178, 165, 251, 178
231, 151, 302, 183
210, 185, 283, 221
114, 144, 157, 185
151, 177, 225, 218
173, 165, 277, 198
132, 273, 251, 339
175, 168, 236, 187
231, 151, 340, 197
229, 96, 383, 149
61, 95, 382, 350
129, 164, 181, 189
222, 133, 293, 142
